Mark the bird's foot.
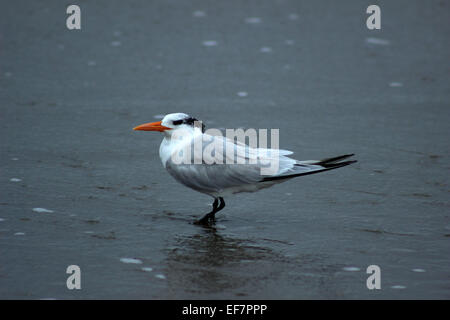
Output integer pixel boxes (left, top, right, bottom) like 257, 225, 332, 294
194, 213, 215, 226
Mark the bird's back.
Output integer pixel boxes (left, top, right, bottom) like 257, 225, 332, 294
160, 132, 310, 196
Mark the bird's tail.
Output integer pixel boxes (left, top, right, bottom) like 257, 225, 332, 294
311, 153, 357, 169
261, 154, 357, 182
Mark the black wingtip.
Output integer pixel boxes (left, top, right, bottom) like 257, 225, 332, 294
261, 155, 357, 182
323, 159, 357, 169
318, 154, 355, 166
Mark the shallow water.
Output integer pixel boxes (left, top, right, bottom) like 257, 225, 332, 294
1, 0, 449, 299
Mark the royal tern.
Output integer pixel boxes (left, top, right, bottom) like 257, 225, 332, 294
134, 113, 356, 225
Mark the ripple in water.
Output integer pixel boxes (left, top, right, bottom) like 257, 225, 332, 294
120, 258, 143, 264
245, 17, 261, 24
32, 208, 54, 213
202, 40, 218, 47
193, 10, 206, 17
342, 267, 360, 272
366, 37, 390, 46
260, 47, 272, 53
142, 267, 153, 272
391, 285, 406, 289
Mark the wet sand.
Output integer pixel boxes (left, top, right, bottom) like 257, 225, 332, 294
0, 0, 449, 299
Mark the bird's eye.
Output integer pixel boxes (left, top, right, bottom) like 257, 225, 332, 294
172, 120, 183, 125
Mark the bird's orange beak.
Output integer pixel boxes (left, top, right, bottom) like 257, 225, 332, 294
133, 121, 171, 132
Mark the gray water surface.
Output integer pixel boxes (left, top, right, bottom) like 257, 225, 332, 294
1, 0, 449, 299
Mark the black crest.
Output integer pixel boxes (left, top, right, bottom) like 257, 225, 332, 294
173, 117, 205, 132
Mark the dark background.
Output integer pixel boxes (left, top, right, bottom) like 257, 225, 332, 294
1, 0, 449, 299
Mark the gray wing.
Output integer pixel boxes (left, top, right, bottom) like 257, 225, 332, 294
165, 161, 263, 194
165, 133, 356, 193
164, 134, 296, 193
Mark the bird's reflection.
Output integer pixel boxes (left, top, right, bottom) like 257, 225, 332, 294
163, 226, 279, 295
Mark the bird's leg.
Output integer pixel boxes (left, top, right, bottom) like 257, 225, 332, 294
195, 198, 218, 225
195, 197, 225, 225
217, 197, 225, 212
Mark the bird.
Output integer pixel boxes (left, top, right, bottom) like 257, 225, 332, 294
133, 113, 356, 225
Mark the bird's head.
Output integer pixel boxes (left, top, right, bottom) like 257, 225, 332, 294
133, 113, 205, 137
